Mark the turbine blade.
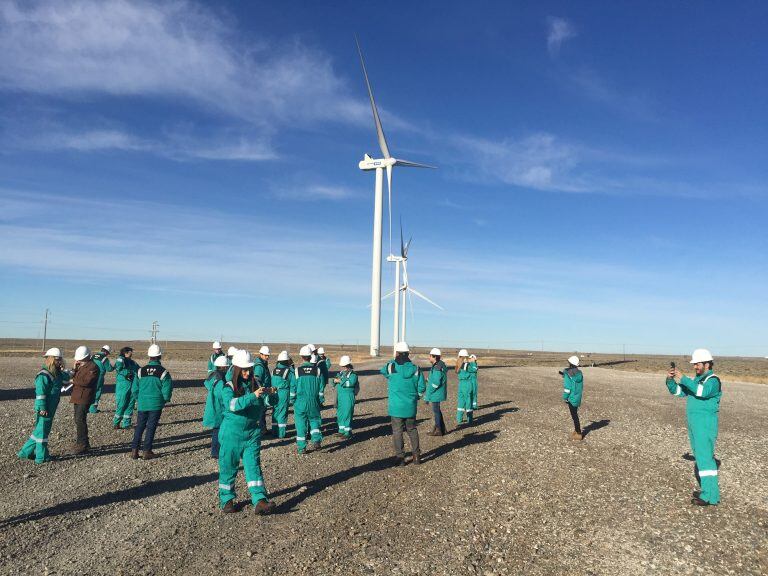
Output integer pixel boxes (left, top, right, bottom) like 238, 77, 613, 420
408, 288, 415, 325
355, 36, 391, 159
366, 289, 397, 308
399, 217, 405, 258
409, 287, 444, 310
393, 158, 436, 169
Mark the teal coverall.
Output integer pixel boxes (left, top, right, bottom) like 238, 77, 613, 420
202, 370, 226, 429
335, 370, 359, 436
89, 352, 114, 413
218, 378, 277, 508
457, 361, 478, 423
207, 351, 225, 372
666, 370, 722, 505
271, 362, 294, 438
562, 368, 584, 407
291, 362, 324, 453
380, 359, 426, 418
470, 361, 479, 409
253, 357, 272, 430
18, 367, 69, 463
317, 356, 330, 404
423, 361, 447, 403
113, 355, 139, 428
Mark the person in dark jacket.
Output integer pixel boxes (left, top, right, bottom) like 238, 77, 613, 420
69, 345, 100, 454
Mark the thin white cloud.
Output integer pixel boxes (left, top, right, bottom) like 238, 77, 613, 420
0, 188, 368, 295
277, 185, 358, 201
547, 17, 576, 56
0, 0, 370, 135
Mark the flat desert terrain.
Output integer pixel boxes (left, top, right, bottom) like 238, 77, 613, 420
1, 354, 766, 575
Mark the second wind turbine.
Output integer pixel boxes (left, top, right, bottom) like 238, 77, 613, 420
356, 37, 435, 357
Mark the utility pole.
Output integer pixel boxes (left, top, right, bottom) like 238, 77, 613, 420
41, 308, 49, 353
151, 321, 159, 344
623, 343, 626, 361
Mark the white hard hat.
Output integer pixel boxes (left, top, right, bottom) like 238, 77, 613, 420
148, 344, 162, 357
568, 355, 580, 366
233, 349, 255, 368
430, 348, 441, 356
74, 345, 91, 361
394, 341, 410, 353
317, 347, 325, 355
214, 355, 229, 367
339, 355, 351, 367
299, 345, 312, 357
277, 350, 290, 362
690, 349, 714, 364
44, 347, 62, 358
227, 346, 238, 356
307, 344, 317, 352
101, 345, 111, 353
458, 349, 469, 357
212, 341, 222, 349
469, 354, 477, 360
259, 346, 270, 355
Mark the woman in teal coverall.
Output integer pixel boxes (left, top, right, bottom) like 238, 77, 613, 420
333, 355, 359, 437
18, 348, 70, 463
666, 349, 722, 506
218, 350, 277, 514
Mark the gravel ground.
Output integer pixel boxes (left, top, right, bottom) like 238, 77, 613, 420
0, 356, 766, 576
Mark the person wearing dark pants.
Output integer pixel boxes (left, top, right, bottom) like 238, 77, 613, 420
68, 346, 100, 454
391, 417, 419, 460
424, 348, 448, 436
129, 344, 173, 460
132, 410, 161, 454
380, 342, 426, 466
567, 403, 581, 437
561, 355, 584, 441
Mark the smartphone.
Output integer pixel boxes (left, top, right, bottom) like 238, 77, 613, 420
670, 362, 676, 370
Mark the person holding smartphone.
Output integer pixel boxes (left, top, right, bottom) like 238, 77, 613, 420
218, 350, 277, 514
666, 349, 722, 506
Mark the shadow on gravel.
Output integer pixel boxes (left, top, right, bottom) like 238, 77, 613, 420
468, 407, 519, 427
479, 400, 513, 410
272, 430, 500, 512
581, 419, 610, 438
0, 472, 218, 528
55, 430, 210, 461
420, 430, 499, 463
158, 417, 203, 427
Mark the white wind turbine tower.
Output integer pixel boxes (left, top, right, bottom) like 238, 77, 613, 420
356, 37, 435, 357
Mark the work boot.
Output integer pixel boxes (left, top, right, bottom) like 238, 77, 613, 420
113, 422, 120, 430
691, 496, 711, 507
308, 441, 321, 451
142, 450, 157, 460
571, 431, 583, 441
70, 443, 88, 455
129, 449, 140, 460
692, 490, 701, 499
254, 500, 275, 515
221, 500, 238, 514
412, 453, 422, 465
395, 456, 407, 467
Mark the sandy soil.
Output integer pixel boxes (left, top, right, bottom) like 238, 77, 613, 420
0, 356, 766, 575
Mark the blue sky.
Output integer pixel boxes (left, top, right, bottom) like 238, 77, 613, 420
1, 0, 766, 356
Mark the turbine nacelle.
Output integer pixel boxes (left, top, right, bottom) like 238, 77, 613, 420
359, 155, 433, 171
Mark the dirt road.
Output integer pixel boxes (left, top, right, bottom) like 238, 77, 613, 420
1, 357, 765, 575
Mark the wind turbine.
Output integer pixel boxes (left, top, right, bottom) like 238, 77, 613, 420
356, 37, 435, 357
381, 222, 444, 349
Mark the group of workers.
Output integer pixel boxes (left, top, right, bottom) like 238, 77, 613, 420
16, 342, 722, 509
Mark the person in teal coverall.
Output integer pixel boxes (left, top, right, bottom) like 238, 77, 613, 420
666, 349, 722, 506
18, 348, 70, 463
89, 345, 114, 413
113, 346, 139, 429
333, 355, 359, 437
218, 350, 277, 515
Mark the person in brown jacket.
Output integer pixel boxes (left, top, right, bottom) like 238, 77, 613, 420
69, 345, 100, 454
